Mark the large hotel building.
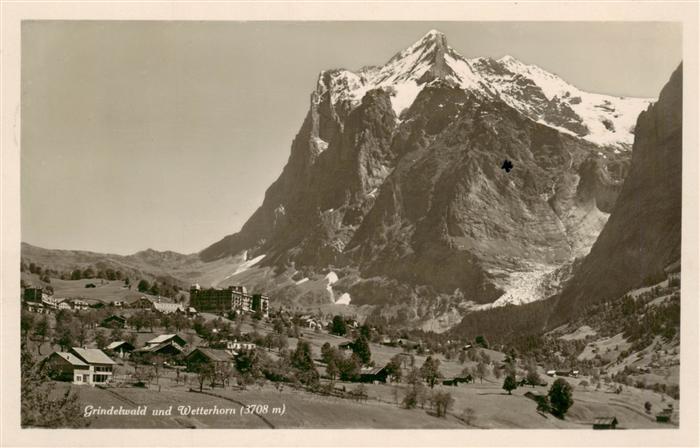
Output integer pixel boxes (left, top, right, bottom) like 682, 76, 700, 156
189, 284, 269, 317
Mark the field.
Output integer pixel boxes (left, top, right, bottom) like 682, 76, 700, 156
58, 370, 677, 429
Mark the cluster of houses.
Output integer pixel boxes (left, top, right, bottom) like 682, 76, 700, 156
44, 332, 264, 386
23, 287, 91, 314
22, 284, 198, 317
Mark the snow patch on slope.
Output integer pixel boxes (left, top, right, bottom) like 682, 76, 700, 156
335, 292, 352, 305
325, 271, 339, 300
475, 263, 559, 310
493, 55, 653, 148
224, 253, 266, 279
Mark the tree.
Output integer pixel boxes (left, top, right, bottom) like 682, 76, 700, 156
193, 362, 215, 392
526, 366, 541, 388
492, 364, 502, 380
502, 375, 517, 395
385, 354, 403, 383
137, 279, 150, 293
338, 354, 361, 382
33, 317, 50, 355
320, 342, 335, 364
476, 361, 489, 384
326, 359, 339, 381
475, 335, 489, 348
431, 391, 454, 417
94, 330, 108, 349
21, 311, 35, 343
352, 336, 372, 365
21, 343, 87, 428
420, 356, 441, 389
548, 378, 574, 418
71, 269, 82, 280
458, 351, 467, 365
330, 315, 347, 336
291, 339, 319, 385
644, 401, 652, 414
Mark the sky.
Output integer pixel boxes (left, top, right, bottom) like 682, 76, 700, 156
21, 21, 682, 255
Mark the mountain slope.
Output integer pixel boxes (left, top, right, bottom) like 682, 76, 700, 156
550, 63, 682, 326
198, 30, 655, 325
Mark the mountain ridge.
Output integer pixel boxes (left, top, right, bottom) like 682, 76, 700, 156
196, 30, 656, 327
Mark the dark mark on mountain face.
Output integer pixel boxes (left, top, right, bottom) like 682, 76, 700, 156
501, 159, 514, 173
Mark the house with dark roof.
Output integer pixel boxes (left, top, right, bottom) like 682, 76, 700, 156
152, 301, 185, 315
592, 417, 619, 430
135, 334, 187, 356
43, 351, 89, 383
185, 348, 234, 372
359, 366, 388, 383
101, 315, 127, 329
129, 296, 155, 309
44, 347, 116, 385
105, 340, 135, 359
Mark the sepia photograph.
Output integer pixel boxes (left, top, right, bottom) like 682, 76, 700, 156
1, 2, 699, 447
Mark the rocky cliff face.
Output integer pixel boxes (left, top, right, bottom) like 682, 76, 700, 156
550, 63, 682, 326
199, 30, 654, 327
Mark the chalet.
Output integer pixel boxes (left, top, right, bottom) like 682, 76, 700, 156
185, 348, 234, 372
225, 340, 256, 352
547, 369, 578, 377
71, 299, 90, 311
105, 340, 135, 359
396, 339, 421, 350
380, 336, 393, 345
187, 306, 198, 316
44, 348, 116, 385
664, 260, 681, 286
592, 417, 619, 430
113, 301, 124, 308
25, 302, 46, 314
461, 344, 473, 351
454, 375, 474, 384
359, 366, 388, 384
135, 334, 187, 356
41, 296, 62, 310
656, 412, 671, 423
70, 347, 116, 384
130, 296, 155, 309
43, 351, 89, 383
152, 301, 185, 315
56, 299, 73, 311
298, 315, 324, 331
338, 342, 354, 352
101, 315, 127, 329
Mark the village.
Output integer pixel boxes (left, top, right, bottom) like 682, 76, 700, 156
20, 271, 680, 429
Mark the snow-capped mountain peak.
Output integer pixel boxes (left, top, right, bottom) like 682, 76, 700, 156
313, 30, 653, 149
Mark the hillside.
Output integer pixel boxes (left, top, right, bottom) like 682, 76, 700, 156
550, 63, 682, 326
